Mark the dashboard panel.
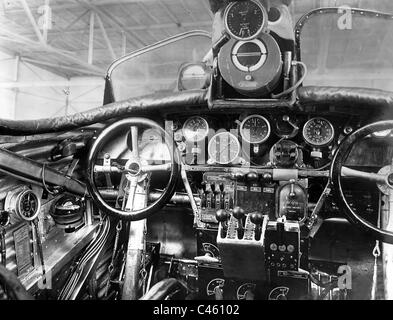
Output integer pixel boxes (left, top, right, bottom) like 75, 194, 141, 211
172, 112, 349, 169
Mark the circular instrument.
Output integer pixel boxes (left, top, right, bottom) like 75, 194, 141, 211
5, 188, 40, 222
202, 243, 220, 259
240, 115, 271, 144
231, 39, 267, 73
218, 33, 282, 97
182, 116, 209, 142
303, 117, 335, 147
208, 132, 241, 165
206, 278, 225, 296
275, 115, 299, 138
50, 195, 84, 230
178, 63, 209, 91
224, 0, 267, 41
237, 283, 256, 300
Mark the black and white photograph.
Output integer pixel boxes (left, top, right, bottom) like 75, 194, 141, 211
0, 0, 392, 309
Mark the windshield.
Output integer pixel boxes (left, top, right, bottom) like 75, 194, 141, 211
108, 31, 211, 101
2, 1, 393, 120
298, 5, 393, 91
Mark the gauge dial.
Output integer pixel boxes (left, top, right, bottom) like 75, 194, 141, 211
202, 243, 220, 259
208, 132, 240, 165
275, 115, 299, 138
237, 283, 256, 300
303, 118, 335, 147
224, 0, 267, 40
240, 115, 271, 144
182, 116, 209, 142
206, 278, 225, 296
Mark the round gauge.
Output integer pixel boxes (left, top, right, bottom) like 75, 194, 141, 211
275, 115, 299, 138
178, 64, 209, 91
208, 132, 241, 165
182, 116, 209, 142
240, 115, 271, 144
202, 243, 220, 259
224, 0, 267, 41
206, 278, 225, 296
231, 39, 267, 72
5, 188, 41, 222
303, 118, 335, 147
237, 283, 256, 300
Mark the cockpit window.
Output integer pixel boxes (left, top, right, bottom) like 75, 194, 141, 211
108, 32, 211, 101
298, 5, 393, 91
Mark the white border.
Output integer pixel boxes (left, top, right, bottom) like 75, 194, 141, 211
182, 116, 209, 142
224, 0, 268, 41
240, 114, 271, 144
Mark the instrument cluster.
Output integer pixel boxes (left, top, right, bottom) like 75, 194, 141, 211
174, 114, 341, 168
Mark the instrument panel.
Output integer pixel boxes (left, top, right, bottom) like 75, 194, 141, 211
174, 114, 341, 168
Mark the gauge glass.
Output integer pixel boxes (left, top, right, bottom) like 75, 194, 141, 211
208, 132, 240, 165
179, 64, 208, 91
224, 0, 266, 40
182, 116, 209, 142
240, 115, 271, 144
303, 118, 335, 147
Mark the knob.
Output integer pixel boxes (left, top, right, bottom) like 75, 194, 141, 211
232, 206, 245, 220
246, 172, 258, 182
233, 172, 244, 180
250, 212, 264, 225
216, 209, 229, 223
261, 173, 272, 182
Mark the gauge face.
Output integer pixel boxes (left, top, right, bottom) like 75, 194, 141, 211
224, 0, 267, 40
231, 39, 267, 72
202, 243, 220, 259
240, 115, 271, 144
17, 190, 40, 221
303, 118, 335, 147
237, 283, 256, 300
179, 64, 208, 91
208, 132, 240, 165
182, 116, 209, 142
206, 278, 225, 296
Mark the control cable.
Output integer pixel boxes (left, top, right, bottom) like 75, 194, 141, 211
272, 61, 308, 99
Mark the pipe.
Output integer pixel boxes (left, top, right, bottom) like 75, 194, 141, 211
0, 148, 86, 196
